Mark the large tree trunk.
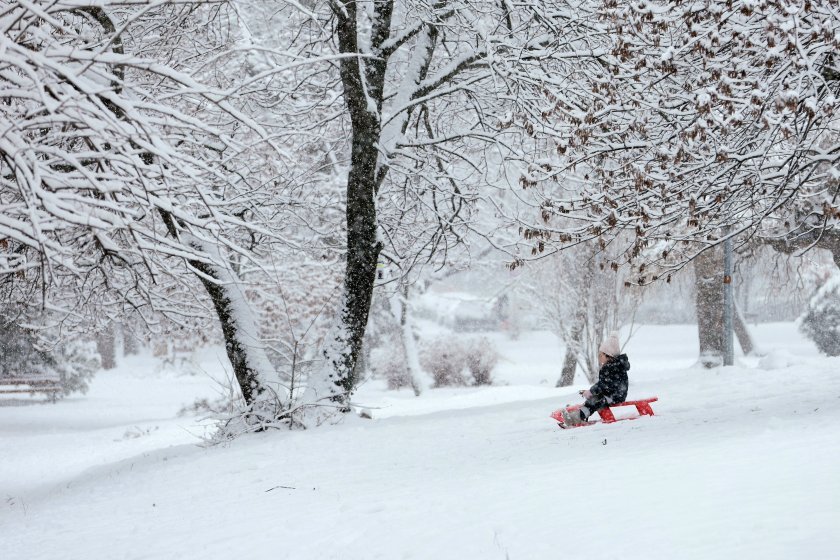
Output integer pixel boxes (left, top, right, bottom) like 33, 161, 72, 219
159, 211, 283, 414
196, 263, 273, 406
694, 246, 725, 367
696, 247, 760, 364
309, 0, 448, 413
323, 149, 382, 400
309, 1, 392, 410
84, 8, 284, 420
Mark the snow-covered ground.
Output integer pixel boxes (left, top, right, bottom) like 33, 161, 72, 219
2, 323, 839, 559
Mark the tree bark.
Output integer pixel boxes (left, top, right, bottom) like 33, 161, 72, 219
158, 211, 280, 409
314, 1, 392, 408
121, 324, 140, 356
557, 320, 582, 387
97, 330, 116, 370
694, 246, 724, 368
80, 8, 283, 416
733, 301, 756, 355
763, 228, 840, 270
197, 267, 265, 404
553, 250, 596, 386
397, 283, 423, 396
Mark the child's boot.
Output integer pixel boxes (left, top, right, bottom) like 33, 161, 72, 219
560, 408, 585, 428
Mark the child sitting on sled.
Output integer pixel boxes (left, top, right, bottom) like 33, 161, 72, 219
560, 332, 629, 428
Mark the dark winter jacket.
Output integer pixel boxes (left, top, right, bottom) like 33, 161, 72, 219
590, 354, 629, 404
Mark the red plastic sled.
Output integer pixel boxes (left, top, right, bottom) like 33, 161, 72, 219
551, 397, 658, 428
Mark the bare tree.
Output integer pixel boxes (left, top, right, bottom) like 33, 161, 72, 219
290, 0, 621, 415
5, 0, 612, 427
1, 1, 296, 422
390, 281, 424, 396
528, 240, 639, 385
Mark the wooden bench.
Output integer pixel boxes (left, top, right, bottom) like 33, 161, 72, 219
551, 397, 658, 425
0, 376, 62, 402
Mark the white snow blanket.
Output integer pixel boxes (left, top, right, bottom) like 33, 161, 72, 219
1, 324, 838, 559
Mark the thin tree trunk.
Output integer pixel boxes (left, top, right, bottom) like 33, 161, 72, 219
201, 273, 266, 404
121, 324, 140, 356
97, 330, 116, 370
557, 320, 582, 387
733, 301, 756, 355
397, 283, 423, 396
582, 282, 601, 384
555, 254, 596, 386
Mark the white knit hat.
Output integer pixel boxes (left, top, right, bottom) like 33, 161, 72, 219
599, 331, 621, 358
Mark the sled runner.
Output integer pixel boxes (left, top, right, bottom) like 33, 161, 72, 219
551, 397, 658, 428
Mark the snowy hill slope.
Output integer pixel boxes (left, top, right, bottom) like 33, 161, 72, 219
2, 324, 839, 560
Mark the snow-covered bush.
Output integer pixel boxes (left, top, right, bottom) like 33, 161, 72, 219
370, 345, 413, 391
57, 341, 100, 396
465, 337, 499, 386
799, 275, 840, 356
0, 320, 99, 397
420, 337, 468, 388
178, 395, 239, 418
418, 336, 500, 388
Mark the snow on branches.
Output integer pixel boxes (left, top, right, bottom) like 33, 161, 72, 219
0, 2, 251, 305
0, 1, 310, 423
516, 0, 840, 280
